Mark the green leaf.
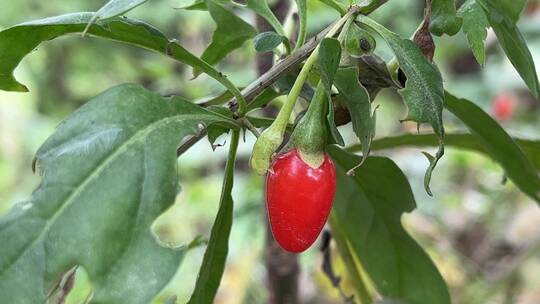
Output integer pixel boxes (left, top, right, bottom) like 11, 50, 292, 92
349, 133, 540, 170
84, 0, 150, 35
293, 0, 307, 49
429, 0, 463, 36
359, 16, 445, 195
328, 216, 372, 303
358, 0, 389, 15
194, 0, 257, 76
445, 92, 540, 203
481, 0, 526, 23
457, 0, 489, 65
326, 98, 345, 146
0, 84, 237, 303
318, 38, 344, 146
247, 87, 282, 111
329, 146, 451, 304
344, 23, 376, 57
0, 13, 244, 103
246, 0, 287, 37
253, 31, 285, 53
477, 0, 540, 98
188, 130, 239, 304
206, 106, 234, 149
319, 0, 347, 15
318, 38, 341, 91
92, 0, 149, 20
334, 67, 375, 165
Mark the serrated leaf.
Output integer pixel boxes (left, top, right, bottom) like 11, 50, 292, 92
194, 0, 257, 76
429, 0, 462, 36
188, 130, 239, 304
477, 0, 540, 98
0, 84, 237, 303
458, 0, 489, 65
334, 67, 375, 165
360, 16, 445, 195
445, 92, 540, 203
329, 147, 451, 304
253, 31, 285, 52
348, 133, 540, 171
0, 13, 242, 98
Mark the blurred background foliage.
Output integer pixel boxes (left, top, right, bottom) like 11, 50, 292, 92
1, 0, 539, 303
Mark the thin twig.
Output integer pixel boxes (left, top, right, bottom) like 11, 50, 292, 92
228, 22, 334, 111
241, 117, 261, 138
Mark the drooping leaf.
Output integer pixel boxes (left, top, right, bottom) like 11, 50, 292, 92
318, 38, 341, 91
194, 0, 257, 76
477, 0, 540, 98
333, 67, 375, 166
329, 146, 451, 304
318, 38, 344, 146
348, 133, 540, 170
0, 84, 237, 303
457, 0, 489, 65
206, 106, 234, 149
188, 130, 239, 304
293, 0, 307, 49
445, 92, 540, 203
326, 97, 345, 146
359, 16, 445, 195
253, 31, 286, 53
429, 0, 462, 36
356, 53, 397, 97
0, 13, 242, 100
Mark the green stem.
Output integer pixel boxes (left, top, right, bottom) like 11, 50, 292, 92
293, 0, 307, 51
275, 8, 359, 133
241, 117, 261, 137
250, 7, 359, 174
329, 214, 373, 304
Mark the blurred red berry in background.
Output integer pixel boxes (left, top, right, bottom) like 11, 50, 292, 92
492, 93, 517, 122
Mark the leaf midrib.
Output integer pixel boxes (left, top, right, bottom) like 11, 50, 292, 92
0, 113, 212, 277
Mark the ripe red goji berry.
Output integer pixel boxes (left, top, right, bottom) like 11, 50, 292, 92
266, 148, 336, 253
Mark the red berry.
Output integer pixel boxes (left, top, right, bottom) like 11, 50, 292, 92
265, 149, 336, 253
492, 93, 516, 122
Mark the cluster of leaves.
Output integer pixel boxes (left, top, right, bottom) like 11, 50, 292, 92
0, 0, 538, 303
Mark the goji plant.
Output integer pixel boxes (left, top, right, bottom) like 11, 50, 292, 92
0, 0, 539, 303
